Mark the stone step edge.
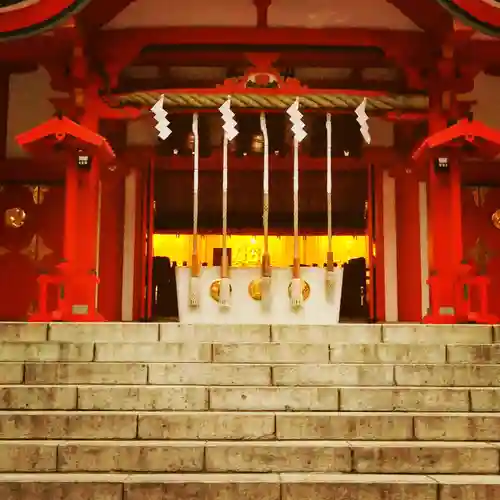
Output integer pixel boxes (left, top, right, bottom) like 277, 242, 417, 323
7, 362, 500, 366
0, 410, 497, 416
1, 384, 498, 389
0, 341, 497, 345
1, 340, 499, 345
0, 439, 496, 446
0, 472, 499, 485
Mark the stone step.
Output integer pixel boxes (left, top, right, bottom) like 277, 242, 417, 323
1, 384, 499, 411
61, 323, 499, 344
3, 341, 500, 364
0, 440, 497, 474
4, 362, 500, 387
1, 322, 498, 344
271, 324, 495, 344
0, 343, 95, 362
1, 411, 500, 441
1, 473, 500, 500
272, 363, 500, 387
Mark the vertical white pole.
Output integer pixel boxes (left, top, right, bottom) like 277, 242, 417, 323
419, 181, 430, 317
382, 170, 398, 321
94, 181, 102, 309
121, 170, 137, 321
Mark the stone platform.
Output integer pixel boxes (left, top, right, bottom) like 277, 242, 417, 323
0, 322, 499, 499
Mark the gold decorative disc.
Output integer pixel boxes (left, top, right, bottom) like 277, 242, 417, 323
248, 278, 270, 301
287, 279, 311, 301
492, 209, 500, 230
210, 279, 233, 302
4, 207, 26, 228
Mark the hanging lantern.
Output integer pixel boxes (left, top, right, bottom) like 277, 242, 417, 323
251, 133, 264, 154
492, 209, 500, 230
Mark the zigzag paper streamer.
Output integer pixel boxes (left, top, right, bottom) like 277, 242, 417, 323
287, 98, 307, 143
151, 94, 171, 140
355, 97, 371, 144
219, 98, 238, 141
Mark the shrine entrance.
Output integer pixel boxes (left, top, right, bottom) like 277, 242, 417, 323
147, 163, 374, 322
116, 55, 417, 326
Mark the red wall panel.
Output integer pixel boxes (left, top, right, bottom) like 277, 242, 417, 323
0, 184, 64, 320
462, 186, 500, 318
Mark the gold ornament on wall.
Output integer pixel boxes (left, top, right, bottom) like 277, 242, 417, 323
24, 185, 50, 205
210, 279, 233, 302
492, 210, 500, 230
20, 234, 53, 262
468, 237, 496, 275
4, 207, 26, 228
248, 278, 265, 301
470, 186, 490, 208
287, 279, 311, 302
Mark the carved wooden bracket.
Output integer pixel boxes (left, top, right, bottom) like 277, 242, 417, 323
215, 53, 306, 93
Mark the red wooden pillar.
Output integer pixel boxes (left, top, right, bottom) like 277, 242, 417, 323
372, 163, 386, 322
61, 96, 103, 318
394, 162, 423, 321
424, 88, 463, 321
427, 88, 449, 274
97, 120, 127, 321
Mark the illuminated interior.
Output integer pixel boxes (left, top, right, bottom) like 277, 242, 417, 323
153, 234, 370, 266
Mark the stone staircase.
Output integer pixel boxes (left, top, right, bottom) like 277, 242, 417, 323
0, 322, 500, 499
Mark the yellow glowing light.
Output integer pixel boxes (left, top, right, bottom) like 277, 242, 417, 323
153, 234, 369, 268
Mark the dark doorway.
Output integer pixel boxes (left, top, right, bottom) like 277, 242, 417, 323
339, 257, 370, 321
150, 163, 374, 322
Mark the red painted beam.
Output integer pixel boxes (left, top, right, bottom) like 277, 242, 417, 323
385, 0, 453, 36
77, 0, 137, 30
120, 146, 401, 170
136, 49, 391, 68
116, 77, 408, 95
96, 26, 429, 50
92, 27, 435, 78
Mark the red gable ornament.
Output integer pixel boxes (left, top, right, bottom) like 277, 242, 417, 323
436, 0, 500, 36
0, 0, 91, 41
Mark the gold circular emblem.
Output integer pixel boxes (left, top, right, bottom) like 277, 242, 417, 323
210, 279, 233, 302
248, 278, 264, 300
492, 209, 500, 230
4, 207, 26, 228
287, 279, 311, 301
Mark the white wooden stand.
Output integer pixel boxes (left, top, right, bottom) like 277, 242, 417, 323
176, 266, 344, 325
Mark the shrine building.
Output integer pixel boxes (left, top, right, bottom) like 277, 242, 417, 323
0, 0, 500, 325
